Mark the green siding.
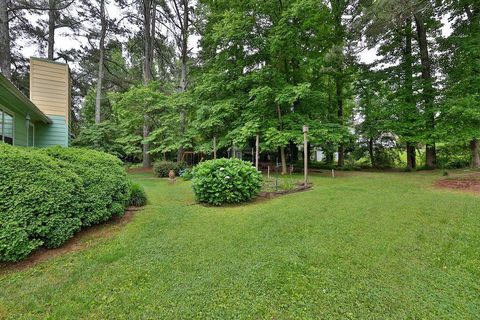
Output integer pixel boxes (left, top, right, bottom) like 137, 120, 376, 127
0, 103, 28, 147
35, 115, 69, 147
14, 112, 28, 146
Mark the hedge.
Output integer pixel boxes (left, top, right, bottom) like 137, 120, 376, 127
0, 144, 133, 262
40, 147, 131, 226
0, 144, 84, 262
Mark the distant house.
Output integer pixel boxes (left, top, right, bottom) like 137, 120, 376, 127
0, 58, 72, 147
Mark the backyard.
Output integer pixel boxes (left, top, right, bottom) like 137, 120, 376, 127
0, 171, 479, 319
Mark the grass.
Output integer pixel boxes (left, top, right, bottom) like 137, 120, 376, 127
1, 171, 479, 319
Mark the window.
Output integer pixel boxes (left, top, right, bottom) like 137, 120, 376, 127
0, 108, 14, 145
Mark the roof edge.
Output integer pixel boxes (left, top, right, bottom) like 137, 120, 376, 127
0, 73, 52, 124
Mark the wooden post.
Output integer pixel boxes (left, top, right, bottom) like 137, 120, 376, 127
213, 136, 217, 159
303, 125, 309, 187
255, 134, 259, 170
267, 165, 270, 180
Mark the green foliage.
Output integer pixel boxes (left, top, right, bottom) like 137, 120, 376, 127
40, 147, 131, 226
0, 144, 84, 262
191, 158, 262, 205
436, 144, 471, 169
0, 144, 131, 262
73, 121, 127, 158
2, 172, 480, 318
179, 167, 193, 181
128, 182, 147, 207
153, 161, 185, 177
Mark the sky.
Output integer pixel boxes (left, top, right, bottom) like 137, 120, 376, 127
20, 3, 453, 69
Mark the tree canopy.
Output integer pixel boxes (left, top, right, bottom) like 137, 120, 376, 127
1, 0, 479, 169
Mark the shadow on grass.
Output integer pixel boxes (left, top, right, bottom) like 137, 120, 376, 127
0, 207, 144, 275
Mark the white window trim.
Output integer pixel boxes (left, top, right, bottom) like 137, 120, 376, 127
0, 105, 15, 146
28, 122, 35, 147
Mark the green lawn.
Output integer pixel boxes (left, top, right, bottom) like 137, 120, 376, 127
1, 171, 479, 319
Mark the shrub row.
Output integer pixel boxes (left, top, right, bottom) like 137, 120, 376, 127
192, 158, 262, 206
153, 160, 185, 177
0, 144, 135, 262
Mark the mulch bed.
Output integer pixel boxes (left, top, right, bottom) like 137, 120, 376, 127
435, 173, 480, 194
0, 206, 143, 274
258, 183, 313, 199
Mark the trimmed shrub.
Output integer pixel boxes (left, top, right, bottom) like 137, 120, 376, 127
129, 182, 147, 207
153, 161, 185, 177
192, 158, 262, 205
40, 147, 131, 226
0, 144, 84, 262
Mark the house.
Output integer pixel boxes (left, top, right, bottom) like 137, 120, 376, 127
0, 57, 72, 147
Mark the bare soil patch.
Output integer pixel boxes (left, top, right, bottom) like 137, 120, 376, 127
435, 173, 480, 194
0, 207, 143, 274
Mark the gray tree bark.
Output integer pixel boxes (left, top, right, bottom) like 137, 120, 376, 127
142, 0, 155, 168
48, 0, 56, 60
414, 12, 436, 168
0, 0, 11, 79
176, 0, 189, 162
95, 0, 106, 124
336, 78, 344, 168
404, 18, 416, 170
471, 139, 480, 168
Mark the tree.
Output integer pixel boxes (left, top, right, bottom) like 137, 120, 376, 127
0, 0, 11, 79
439, 0, 480, 167
95, 0, 107, 124
159, 0, 194, 161
361, 0, 440, 168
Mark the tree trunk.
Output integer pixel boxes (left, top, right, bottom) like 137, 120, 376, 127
369, 138, 375, 168
414, 12, 436, 168
0, 0, 11, 79
95, 0, 106, 124
336, 78, 344, 167
406, 143, 416, 170
213, 136, 217, 159
275, 102, 287, 174
404, 19, 416, 170
48, 0, 56, 60
141, 0, 155, 168
470, 139, 480, 168
177, 0, 189, 162
280, 146, 287, 175
142, 118, 150, 168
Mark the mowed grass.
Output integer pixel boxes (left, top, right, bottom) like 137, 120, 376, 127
1, 171, 480, 319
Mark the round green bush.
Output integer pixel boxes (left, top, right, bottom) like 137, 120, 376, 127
191, 158, 262, 205
0, 144, 84, 262
40, 147, 131, 226
153, 161, 185, 177
129, 182, 147, 207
